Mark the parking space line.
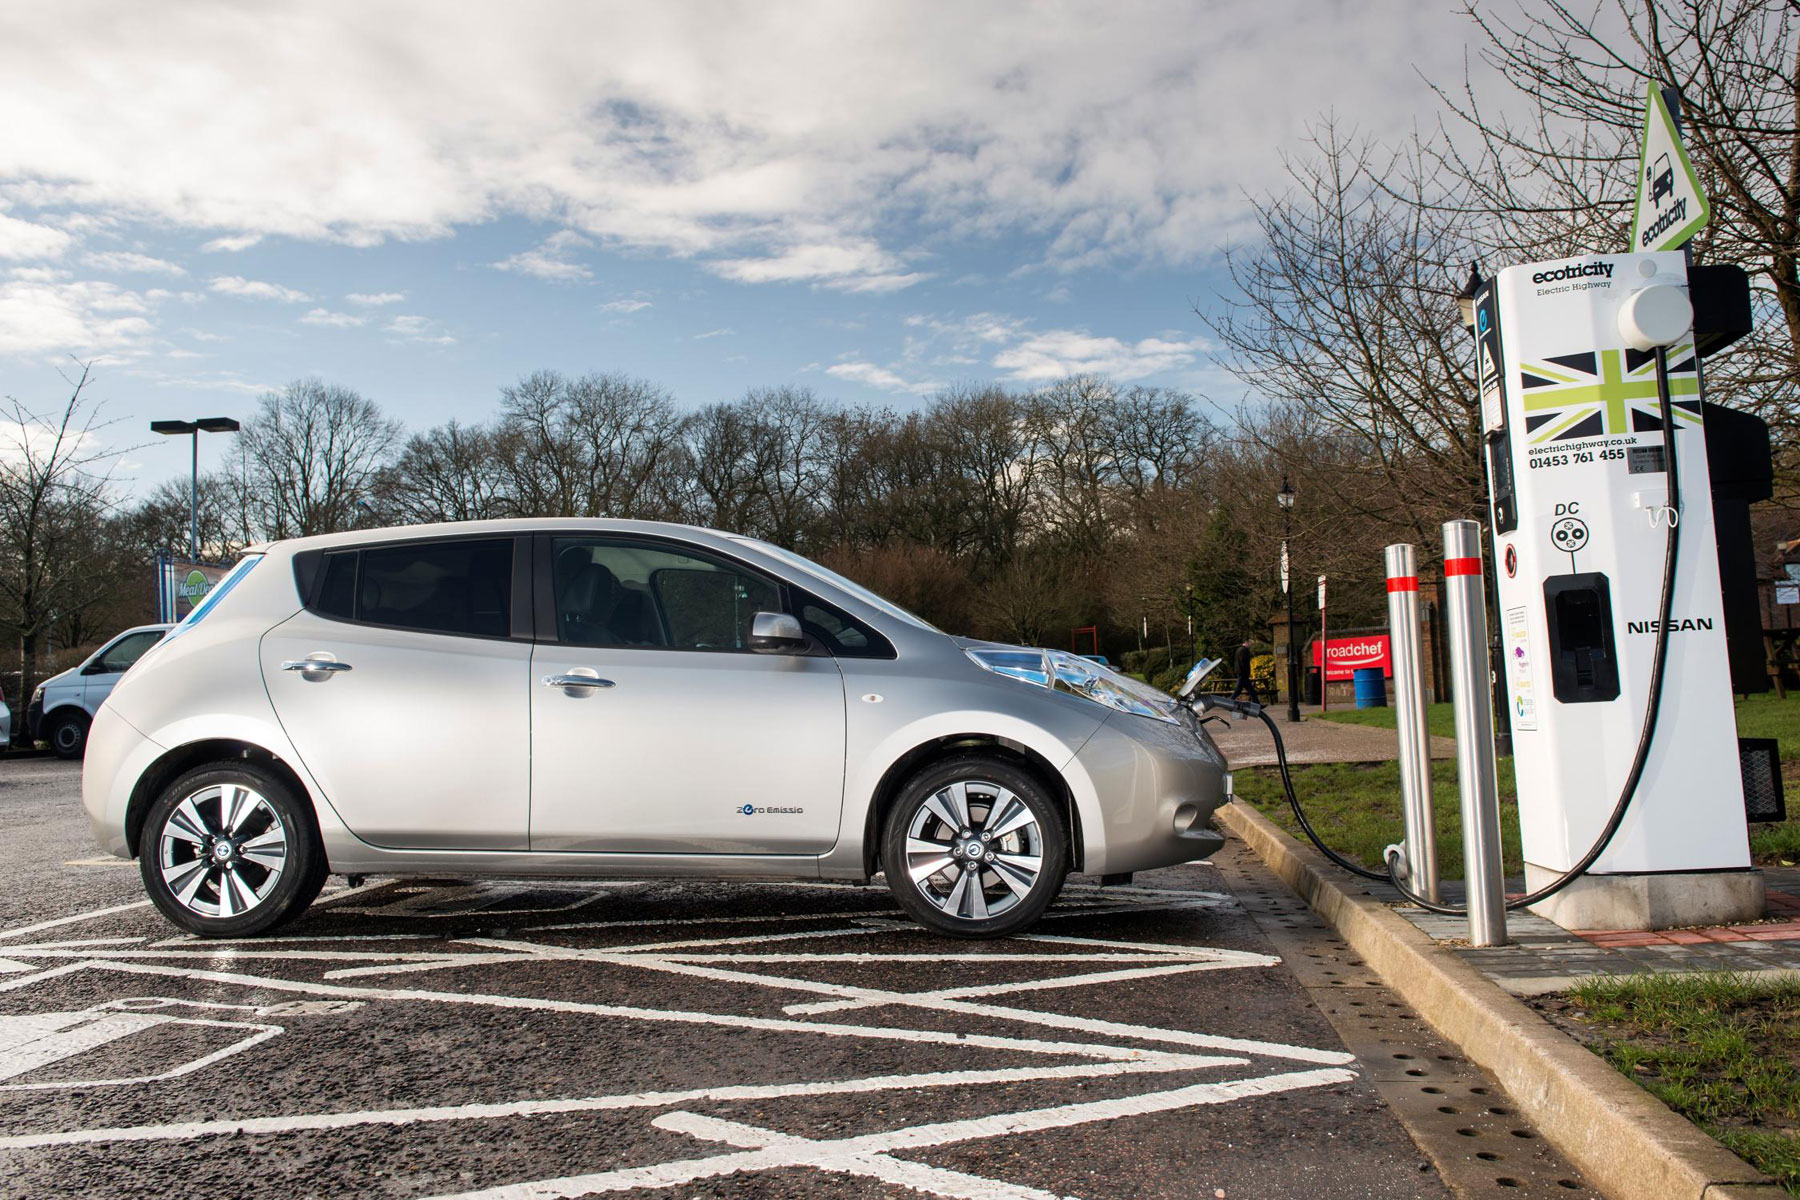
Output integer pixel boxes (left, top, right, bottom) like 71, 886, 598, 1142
460, 937, 1346, 1065
0, 1054, 1237, 1151
21, 959, 1195, 1062
783, 962, 1228, 1015
0, 901, 151, 942
425, 1067, 1359, 1199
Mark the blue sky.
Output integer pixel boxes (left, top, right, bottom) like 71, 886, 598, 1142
0, 0, 1499, 494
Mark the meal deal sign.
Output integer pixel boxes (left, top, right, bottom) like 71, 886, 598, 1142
1312, 634, 1392, 682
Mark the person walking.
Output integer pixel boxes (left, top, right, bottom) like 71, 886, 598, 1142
1230, 637, 1261, 704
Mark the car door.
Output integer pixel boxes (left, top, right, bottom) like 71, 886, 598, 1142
81, 628, 165, 710
528, 533, 846, 854
260, 535, 532, 850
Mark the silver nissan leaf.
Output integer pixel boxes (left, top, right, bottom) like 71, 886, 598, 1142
82, 519, 1229, 939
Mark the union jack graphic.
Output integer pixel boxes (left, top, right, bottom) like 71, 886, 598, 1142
1520, 344, 1700, 445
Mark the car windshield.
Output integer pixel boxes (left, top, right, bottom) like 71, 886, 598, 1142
160, 554, 263, 646
730, 537, 941, 633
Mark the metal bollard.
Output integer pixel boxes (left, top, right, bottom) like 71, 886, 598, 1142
1383, 544, 1439, 903
1443, 520, 1508, 946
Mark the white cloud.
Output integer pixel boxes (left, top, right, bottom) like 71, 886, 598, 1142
201, 233, 263, 253
826, 360, 939, 395
0, 278, 156, 355
0, 3, 1490, 286
299, 307, 364, 327
0, 212, 71, 260
83, 250, 185, 274
209, 275, 309, 302
992, 329, 1208, 381
599, 298, 652, 313
692, 327, 733, 339
493, 230, 592, 281
384, 313, 454, 345
346, 291, 405, 305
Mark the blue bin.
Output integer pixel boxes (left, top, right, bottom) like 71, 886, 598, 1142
1353, 667, 1387, 708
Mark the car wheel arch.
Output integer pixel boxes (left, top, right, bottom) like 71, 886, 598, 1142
861, 734, 1082, 879
125, 738, 323, 862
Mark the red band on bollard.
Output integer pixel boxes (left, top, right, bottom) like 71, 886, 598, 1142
1444, 557, 1482, 577
1386, 575, 1419, 592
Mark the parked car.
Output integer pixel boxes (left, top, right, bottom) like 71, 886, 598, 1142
83, 521, 1229, 939
1, 680, 11, 749
30, 624, 173, 759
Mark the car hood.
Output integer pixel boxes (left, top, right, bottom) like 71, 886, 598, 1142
37, 666, 79, 692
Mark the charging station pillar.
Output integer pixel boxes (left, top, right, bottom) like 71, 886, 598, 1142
1444, 521, 1509, 946
1478, 250, 1761, 931
1384, 543, 1440, 903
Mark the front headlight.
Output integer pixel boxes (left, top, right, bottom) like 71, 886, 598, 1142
966, 646, 1181, 724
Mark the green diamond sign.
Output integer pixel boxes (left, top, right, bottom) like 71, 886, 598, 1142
1631, 83, 1710, 253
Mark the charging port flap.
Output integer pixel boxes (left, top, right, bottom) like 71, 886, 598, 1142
1544, 573, 1621, 703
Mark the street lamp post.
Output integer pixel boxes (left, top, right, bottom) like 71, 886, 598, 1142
150, 417, 240, 560
1277, 475, 1300, 723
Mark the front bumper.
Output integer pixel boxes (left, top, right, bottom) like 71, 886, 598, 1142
1070, 710, 1229, 876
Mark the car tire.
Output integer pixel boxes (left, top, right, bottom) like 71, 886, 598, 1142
881, 754, 1068, 939
138, 763, 327, 938
46, 710, 90, 760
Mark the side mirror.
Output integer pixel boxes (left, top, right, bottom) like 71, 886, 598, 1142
748, 611, 808, 654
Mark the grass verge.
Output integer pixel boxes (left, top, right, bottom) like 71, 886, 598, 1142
1543, 971, 1800, 1195
1316, 695, 1800, 867
1232, 758, 1521, 880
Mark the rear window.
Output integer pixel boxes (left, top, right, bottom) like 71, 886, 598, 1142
306, 539, 512, 638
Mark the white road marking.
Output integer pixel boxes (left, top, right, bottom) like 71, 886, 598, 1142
0, 901, 151, 942
425, 1068, 1357, 1199
22, 959, 1196, 1063
461, 938, 1343, 1066
783, 962, 1228, 1015
0, 1007, 281, 1091
0, 1053, 1236, 1151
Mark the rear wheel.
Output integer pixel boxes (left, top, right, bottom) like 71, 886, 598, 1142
881, 755, 1068, 938
45, 710, 89, 759
138, 763, 327, 937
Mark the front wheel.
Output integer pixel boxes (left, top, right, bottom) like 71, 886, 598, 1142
881, 755, 1068, 938
139, 764, 327, 937
45, 711, 89, 759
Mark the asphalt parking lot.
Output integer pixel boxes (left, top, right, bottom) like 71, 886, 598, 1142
0, 757, 1591, 1199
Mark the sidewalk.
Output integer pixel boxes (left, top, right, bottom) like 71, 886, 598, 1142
1374, 869, 1800, 995
1207, 704, 1456, 766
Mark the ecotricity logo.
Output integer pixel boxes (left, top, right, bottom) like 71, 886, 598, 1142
1531, 260, 1614, 284
738, 804, 804, 816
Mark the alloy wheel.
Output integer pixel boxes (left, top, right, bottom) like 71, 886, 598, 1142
904, 779, 1043, 921
156, 783, 289, 919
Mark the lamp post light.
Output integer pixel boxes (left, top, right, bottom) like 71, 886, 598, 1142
150, 417, 240, 560
1277, 474, 1300, 723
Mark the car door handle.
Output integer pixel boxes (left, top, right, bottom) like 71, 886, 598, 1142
281, 659, 352, 673
543, 674, 615, 689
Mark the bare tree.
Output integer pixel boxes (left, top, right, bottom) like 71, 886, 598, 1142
1428, 0, 1800, 455
0, 363, 125, 706
1203, 121, 1487, 549
496, 371, 686, 519
240, 378, 401, 538
383, 420, 510, 524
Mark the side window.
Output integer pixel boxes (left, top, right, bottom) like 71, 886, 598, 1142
355, 539, 512, 637
95, 630, 165, 674
797, 600, 893, 659
315, 551, 356, 621
550, 537, 778, 650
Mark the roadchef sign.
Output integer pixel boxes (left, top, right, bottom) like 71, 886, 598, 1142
1311, 634, 1392, 682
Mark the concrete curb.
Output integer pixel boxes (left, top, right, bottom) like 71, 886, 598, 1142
1217, 800, 1782, 1200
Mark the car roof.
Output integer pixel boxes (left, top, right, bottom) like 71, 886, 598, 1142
254, 517, 737, 556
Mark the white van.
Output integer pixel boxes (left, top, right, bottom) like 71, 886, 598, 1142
28, 624, 172, 758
